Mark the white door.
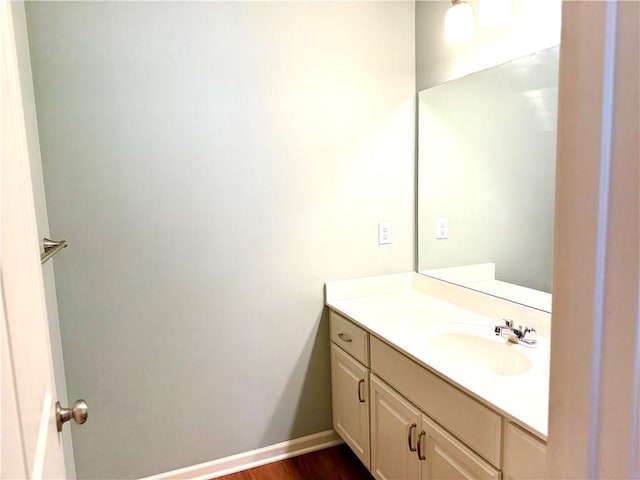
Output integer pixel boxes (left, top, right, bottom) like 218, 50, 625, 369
1, 2, 72, 478
6, 0, 78, 477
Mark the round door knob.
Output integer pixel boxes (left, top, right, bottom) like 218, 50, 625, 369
56, 399, 88, 432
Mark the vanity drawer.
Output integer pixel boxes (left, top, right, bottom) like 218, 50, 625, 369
370, 336, 502, 468
330, 310, 369, 366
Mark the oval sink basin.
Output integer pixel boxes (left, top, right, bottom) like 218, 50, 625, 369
425, 333, 532, 376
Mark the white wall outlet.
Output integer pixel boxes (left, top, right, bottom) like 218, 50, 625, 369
378, 222, 392, 245
436, 217, 448, 239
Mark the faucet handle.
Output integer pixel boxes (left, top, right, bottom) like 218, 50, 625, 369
518, 326, 538, 346
502, 319, 514, 328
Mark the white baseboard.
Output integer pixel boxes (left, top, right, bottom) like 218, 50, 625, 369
140, 429, 343, 480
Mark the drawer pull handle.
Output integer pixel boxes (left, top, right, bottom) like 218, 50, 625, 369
338, 332, 353, 343
407, 423, 417, 452
417, 430, 426, 460
357, 379, 365, 403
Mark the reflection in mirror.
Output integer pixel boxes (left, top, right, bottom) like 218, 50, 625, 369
417, 46, 559, 312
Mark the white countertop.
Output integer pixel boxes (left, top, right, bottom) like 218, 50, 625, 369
326, 274, 550, 440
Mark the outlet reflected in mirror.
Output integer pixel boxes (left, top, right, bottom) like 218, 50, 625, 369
417, 46, 559, 312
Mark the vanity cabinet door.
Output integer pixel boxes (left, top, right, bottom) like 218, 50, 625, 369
420, 415, 500, 480
331, 344, 370, 468
503, 422, 546, 479
370, 375, 421, 480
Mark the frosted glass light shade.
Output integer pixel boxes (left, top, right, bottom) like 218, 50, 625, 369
445, 1, 475, 43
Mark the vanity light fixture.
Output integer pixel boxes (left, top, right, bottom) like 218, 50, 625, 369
444, 0, 475, 43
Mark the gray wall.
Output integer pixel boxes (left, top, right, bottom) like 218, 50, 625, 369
25, 2, 415, 478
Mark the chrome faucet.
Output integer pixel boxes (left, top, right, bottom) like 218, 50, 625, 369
494, 319, 537, 346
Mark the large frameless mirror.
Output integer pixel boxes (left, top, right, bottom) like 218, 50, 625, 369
417, 45, 560, 312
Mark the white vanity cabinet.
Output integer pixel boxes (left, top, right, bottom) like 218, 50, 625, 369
329, 308, 547, 480
330, 312, 370, 468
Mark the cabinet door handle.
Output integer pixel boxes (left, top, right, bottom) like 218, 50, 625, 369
417, 430, 426, 460
357, 379, 365, 403
338, 332, 352, 343
407, 423, 417, 452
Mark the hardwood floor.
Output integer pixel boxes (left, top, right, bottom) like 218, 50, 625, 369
215, 445, 375, 480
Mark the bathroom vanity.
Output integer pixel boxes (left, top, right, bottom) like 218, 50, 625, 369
326, 273, 550, 480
